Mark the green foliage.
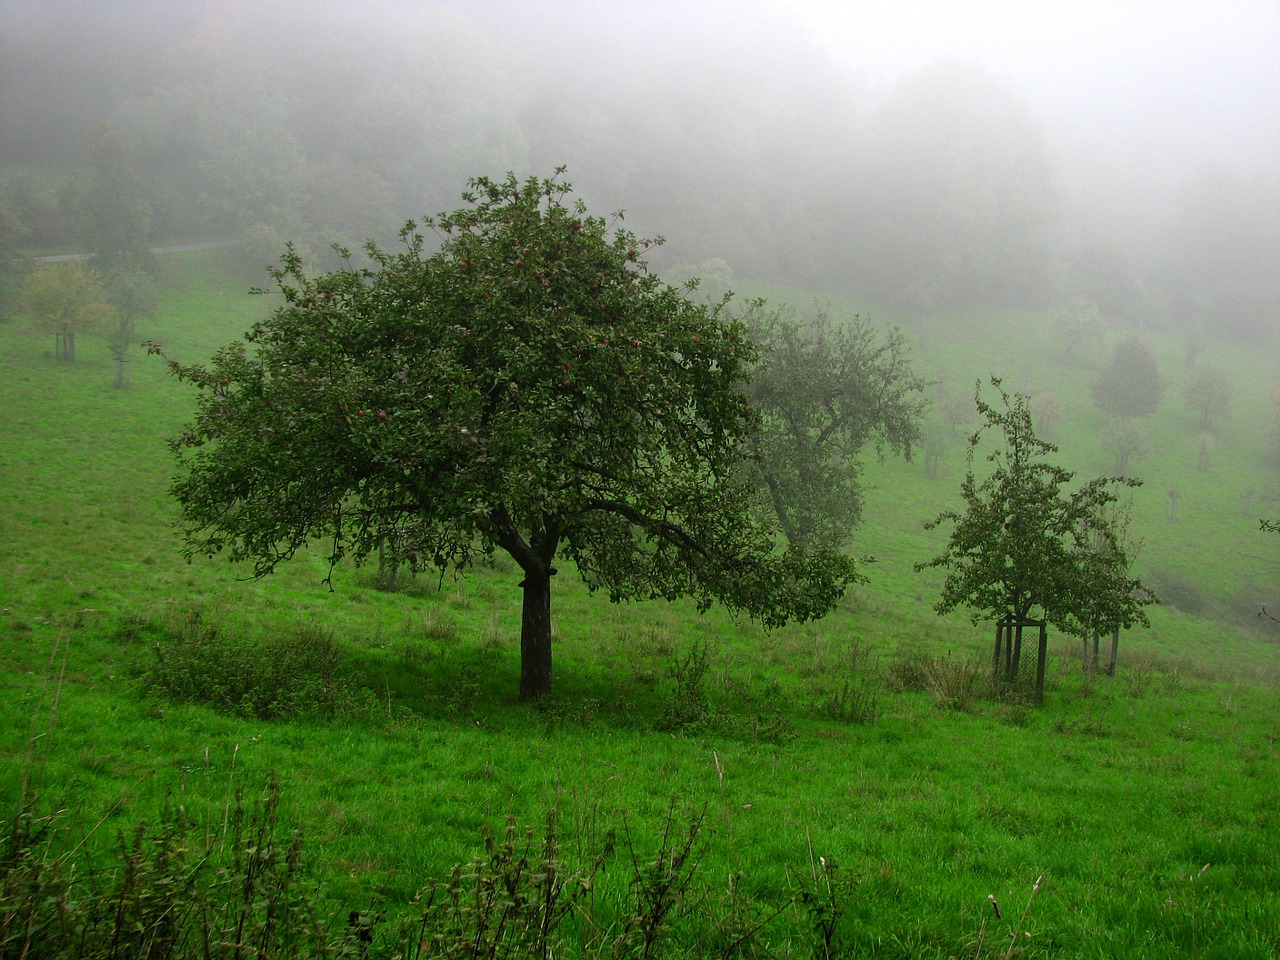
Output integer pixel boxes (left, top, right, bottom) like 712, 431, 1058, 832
79, 121, 155, 276
0, 776, 349, 960
916, 378, 1154, 655
153, 171, 861, 700
0, 181, 28, 322
103, 266, 159, 388
1099, 417, 1149, 476
1049, 296, 1104, 363
146, 611, 374, 720
661, 641, 713, 733
1182, 363, 1232, 431
1091, 336, 1166, 419
412, 810, 606, 960
21, 261, 115, 362
740, 302, 927, 552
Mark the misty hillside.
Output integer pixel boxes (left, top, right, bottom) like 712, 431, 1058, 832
1, 0, 1277, 341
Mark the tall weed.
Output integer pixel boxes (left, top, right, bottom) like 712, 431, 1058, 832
146, 611, 375, 720
0, 776, 358, 960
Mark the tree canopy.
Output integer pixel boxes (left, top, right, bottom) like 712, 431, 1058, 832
1091, 336, 1165, 420
79, 121, 154, 276
23, 261, 114, 362
739, 302, 927, 551
916, 378, 1152, 651
155, 171, 862, 700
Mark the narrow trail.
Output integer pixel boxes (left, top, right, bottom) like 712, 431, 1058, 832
31, 240, 239, 263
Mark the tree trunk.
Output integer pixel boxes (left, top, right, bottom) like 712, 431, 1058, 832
492, 510, 560, 702
1106, 627, 1120, 676
519, 567, 553, 701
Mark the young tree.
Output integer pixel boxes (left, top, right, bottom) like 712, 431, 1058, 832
1262, 519, 1279, 624
738, 302, 928, 551
1057, 498, 1154, 675
1091, 336, 1165, 420
1182, 364, 1232, 432
1100, 418, 1149, 477
153, 171, 862, 701
22, 262, 114, 362
103, 267, 158, 389
1050, 297, 1104, 364
915, 378, 1150, 696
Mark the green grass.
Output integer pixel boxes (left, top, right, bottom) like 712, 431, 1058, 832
1, 249, 1278, 957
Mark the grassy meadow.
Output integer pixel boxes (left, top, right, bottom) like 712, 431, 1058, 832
1, 248, 1278, 958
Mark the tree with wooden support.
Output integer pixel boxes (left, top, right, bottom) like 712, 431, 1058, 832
22, 262, 115, 363
915, 378, 1153, 701
1057, 497, 1155, 676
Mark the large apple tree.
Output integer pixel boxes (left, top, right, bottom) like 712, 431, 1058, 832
155, 171, 861, 700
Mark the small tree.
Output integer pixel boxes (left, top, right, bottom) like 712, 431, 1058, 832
1183, 364, 1232, 432
1263, 519, 1279, 624
919, 391, 977, 478
915, 378, 1149, 697
1051, 297, 1104, 363
103, 267, 159, 389
740, 302, 928, 551
22, 262, 115, 362
1100, 418, 1149, 477
1091, 336, 1165, 420
1057, 498, 1155, 675
154, 171, 862, 701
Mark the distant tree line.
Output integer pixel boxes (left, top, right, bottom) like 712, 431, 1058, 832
1, 3, 1274, 341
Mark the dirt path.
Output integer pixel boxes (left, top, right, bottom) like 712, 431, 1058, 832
32, 240, 239, 263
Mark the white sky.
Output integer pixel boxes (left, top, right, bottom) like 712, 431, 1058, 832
782, 0, 1278, 90
776, 0, 1280, 195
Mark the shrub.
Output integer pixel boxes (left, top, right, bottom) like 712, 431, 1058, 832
817, 679, 880, 724
884, 649, 933, 692
921, 654, 984, 711
661, 641, 713, 732
146, 611, 374, 720
886, 650, 984, 711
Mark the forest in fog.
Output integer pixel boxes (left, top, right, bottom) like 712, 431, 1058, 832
0, 0, 1277, 343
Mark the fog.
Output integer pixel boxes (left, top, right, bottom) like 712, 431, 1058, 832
1, 0, 1277, 338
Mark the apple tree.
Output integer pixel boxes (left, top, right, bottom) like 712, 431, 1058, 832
739, 301, 927, 552
153, 171, 862, 700
1091, 336, 1165, 420
915, 378, 1153, 693
23, 261, 114, 363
